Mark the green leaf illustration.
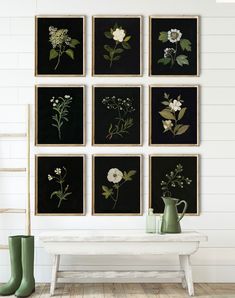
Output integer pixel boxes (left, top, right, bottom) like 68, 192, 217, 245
49, 49, 58, 60
103, 54, 110, 61
122, 42, 131, 49
176, 125, 190, 135
102, 185, 113, 199
123, 170, 137, 181
104, 45, 112, 52
176, 55, 189, 67
157, 57, 171, 65
104, 31, 113, 39
159, 31, 168, 43
124, 36, 131, 42
69, 39, 80, 48
113, 55, 121, 61
173, 124, 183, 134
178, 107, 187, 120
161, 101, 170, 106
180, 39, 192, 51
115, 48, 124, 54
50, 190, 61, 199
65, 49, 74, 60
159, 110, 176, 120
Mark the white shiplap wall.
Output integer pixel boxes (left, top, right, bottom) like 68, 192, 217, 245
0, 0, 235, 283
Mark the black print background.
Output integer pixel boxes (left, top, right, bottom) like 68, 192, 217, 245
94, 87, 141, 144
37, 87, 84, 145
150, 18, 198, 75
36, 17, 84, 75
151, 87, 198, 145
150, 156, 198, 214
94, 17, 141, 75
37, 156, 84, 214
94, 156, 141, 214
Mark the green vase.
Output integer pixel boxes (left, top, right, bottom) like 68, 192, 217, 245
161, 197, 187, 234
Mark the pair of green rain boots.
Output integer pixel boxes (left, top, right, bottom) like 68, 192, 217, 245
0, 236, 35, 297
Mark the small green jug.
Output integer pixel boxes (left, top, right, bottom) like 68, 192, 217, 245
161, 197, 187, 234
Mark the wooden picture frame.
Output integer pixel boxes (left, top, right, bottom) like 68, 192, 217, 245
35, 15, 85, 76
149, 85, 199, 146
35, 85, 85, 146
92, 85, 142, 146
35, 155, 85, 215
92, 16, 142, 76
149, 154, 199, 215
92, 155, 142, 215
149, 16, 199, 76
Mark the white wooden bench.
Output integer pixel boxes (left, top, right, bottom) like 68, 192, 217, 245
39, 230, 207, 296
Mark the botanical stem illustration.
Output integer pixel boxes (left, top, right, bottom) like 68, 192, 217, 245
159, 93, 190, 137
48, 167, 72, 208
102, 168, 136, 210
102, 96, 135, 140
161, 164, 192, 198
49, 26, 80, 70
50, 94, 73, 140
157, 29, 192, 68
103, 23, 131, 68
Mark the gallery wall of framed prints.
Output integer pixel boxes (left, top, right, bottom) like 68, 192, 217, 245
34, 14, 200, 217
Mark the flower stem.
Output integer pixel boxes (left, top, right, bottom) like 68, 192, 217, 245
54, 46, 62, 70
109, 42, 118, 68
112, 187, 119, 209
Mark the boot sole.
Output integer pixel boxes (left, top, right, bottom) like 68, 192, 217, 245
15, 288, 35, 298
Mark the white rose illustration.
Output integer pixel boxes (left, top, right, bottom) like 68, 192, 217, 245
112, 28, 126, 43
107, 168, 123, 184
169, 99, 182, 112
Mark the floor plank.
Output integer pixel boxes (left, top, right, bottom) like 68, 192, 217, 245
1, 283, 235, 297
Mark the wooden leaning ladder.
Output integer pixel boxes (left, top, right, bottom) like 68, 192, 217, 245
0, 104, 31, 250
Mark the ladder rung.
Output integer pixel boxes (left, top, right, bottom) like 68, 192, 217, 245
0, 168, 26, 172
0, 133, 27, 138
0, 244, 8, 250
0, 208, 26, 214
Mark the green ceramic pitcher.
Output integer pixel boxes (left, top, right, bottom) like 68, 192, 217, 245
161, 197, 188, 234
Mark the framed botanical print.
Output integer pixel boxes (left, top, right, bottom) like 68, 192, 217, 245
92, 85, 142, 146
35, 155, 85, 215
35, 16, 85, 76
149, 16, 199, 76
149, 85, 199, 146
92, 155, 142, 215
92, 16, 142, 76
149, 155, 199, 215
35, 85, 85, 146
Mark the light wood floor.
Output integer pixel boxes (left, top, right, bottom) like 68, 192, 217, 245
3, 283, 234, 298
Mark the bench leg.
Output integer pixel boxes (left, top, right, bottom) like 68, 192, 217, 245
179, 255, 194, 296
50, 255, 60, 296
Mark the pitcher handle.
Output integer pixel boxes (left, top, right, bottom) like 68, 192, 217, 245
176, 200, 188, 222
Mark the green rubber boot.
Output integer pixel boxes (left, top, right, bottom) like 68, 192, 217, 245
15, 236, 35, 298
0, 236, 22, 296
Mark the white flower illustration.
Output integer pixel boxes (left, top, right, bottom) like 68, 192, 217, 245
54, 168, 61, 175
164, 47, 176, 58
163, 120, 173, 130
168, 29, 182, 43
112, 28, 126, 43
107, 168, 123, 184
48, 174, 53, 181
169, 99, 182, 111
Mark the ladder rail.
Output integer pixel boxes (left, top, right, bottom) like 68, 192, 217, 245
0, 104, 31, 249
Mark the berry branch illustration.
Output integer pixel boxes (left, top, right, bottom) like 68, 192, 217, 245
102, 96, 135, 140
161, 164, 192, 198
157, 29, 192, 68
159, 93, 190, 137
48, 167, 72, 208
102, 168, 136, 210
48, 26, 80, 70
103, 23, 131, 68
50, 94, 73, 140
